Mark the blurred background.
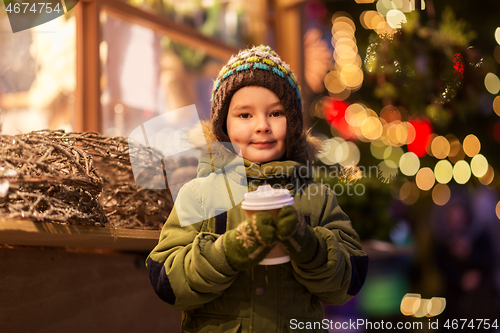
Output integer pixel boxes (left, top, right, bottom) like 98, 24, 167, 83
1, 0, 500, 331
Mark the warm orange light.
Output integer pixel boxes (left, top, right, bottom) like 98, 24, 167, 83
479, 165, 495, 186
432, 184, 451, 206
416, 167, 435, 191
400, 181, 419, 205
431, 136, 450, 159
401, 294, 421, 316
493, 96, 500, 117
463, 134, 481, 157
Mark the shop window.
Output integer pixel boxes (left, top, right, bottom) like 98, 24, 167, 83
0, 14, 76, 135
116, 0, 249, 46
100, 13, 226, 137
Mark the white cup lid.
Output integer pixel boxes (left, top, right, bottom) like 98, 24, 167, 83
241, 185, 294, 210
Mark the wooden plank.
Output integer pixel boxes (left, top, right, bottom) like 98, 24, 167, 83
0, 219, 160, 251
274, 0, 304, 85
75, 0, 102, 132
99, 0, 241, 61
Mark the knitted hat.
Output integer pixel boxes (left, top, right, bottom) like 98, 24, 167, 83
210, 45, 304, 162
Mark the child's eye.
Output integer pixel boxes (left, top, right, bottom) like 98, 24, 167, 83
270, 111, 285, 117
238, 113, 251, 119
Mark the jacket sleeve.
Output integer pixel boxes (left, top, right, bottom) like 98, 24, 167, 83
292, 184, 368, 305
145, 182, 239, 311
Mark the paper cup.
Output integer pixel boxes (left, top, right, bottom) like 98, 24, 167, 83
241, 185, 294, 265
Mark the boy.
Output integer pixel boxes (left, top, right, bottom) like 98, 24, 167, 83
146, 45, 368, 332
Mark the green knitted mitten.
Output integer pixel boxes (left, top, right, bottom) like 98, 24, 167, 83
275, 205, 319, 264
223, 212, 277, 271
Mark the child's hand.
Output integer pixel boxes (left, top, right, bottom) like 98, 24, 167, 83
274, 205, 300, 238
223, 212, 277, 271
275, 205, 319, 264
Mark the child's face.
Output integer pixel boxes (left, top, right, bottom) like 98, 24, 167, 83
226, 86, 287, 163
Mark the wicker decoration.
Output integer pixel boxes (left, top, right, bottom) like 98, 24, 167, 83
0, 130, 174, 230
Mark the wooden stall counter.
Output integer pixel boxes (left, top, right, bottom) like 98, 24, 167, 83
0, 219, 181, 333
0, 218, 160, 252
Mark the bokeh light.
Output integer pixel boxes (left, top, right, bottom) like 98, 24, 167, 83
416, 167, 435, 191
399, 152, 420, 176
386, 121, 412, 146
378, 160, 398, 183
496, 201, 500, 220
448, 139, 465, 164
496, 27, 500, 45
484, 73, 500, 95
329, 15, 363, 98
471, 154, 488, 178
434, 160, 453, 184
360, 11, 382, 30
319, 136, 361, 167
370, 140, 387, 159
401, 294, 446, 318
493, 96, 500, 117
447, 134, 460, 155
401, 294, 421, 316
324, 71, 346, 94
400, 181, 419, 205
386, 9, 407, 29
319, 137, 342, 165
400, 294, 445, 318
385, 146, 403, 166
413, 298, 430, 318
395, 0, 413, 12
479, 165, 495, 186
345, 103, 368, 127
408, 117, 432, 157
376, 0, 392, 16
361, 116, 383, 140
495, 46, 500, 64
425, 134, 437, 157
430, 136, 450, 159
374, 20, 396, 35
380, 105, 401, 123
453, 160, 471, 184
463, 134, 481, 157
341, 141, 361, 166
427, 297, 447, 317
332, 15, 356, 33
432, 184, 451, 206
309, 97, 326, 119
340, 65, 364, 89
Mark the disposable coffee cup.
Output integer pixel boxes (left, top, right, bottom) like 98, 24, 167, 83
241, 185, 294, 265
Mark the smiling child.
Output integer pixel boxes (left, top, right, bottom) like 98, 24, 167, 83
146, 45, 368, 333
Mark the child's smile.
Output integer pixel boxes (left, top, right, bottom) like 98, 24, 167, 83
226, 86, 287, 163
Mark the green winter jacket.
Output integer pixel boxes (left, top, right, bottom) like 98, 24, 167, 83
146, 147, 368, 333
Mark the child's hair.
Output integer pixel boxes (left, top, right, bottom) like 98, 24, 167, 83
210, 45, 319, 164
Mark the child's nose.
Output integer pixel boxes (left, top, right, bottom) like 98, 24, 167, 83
255, 118, 271, 133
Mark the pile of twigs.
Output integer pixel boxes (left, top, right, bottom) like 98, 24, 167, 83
0, 130, 173, 229
0, 131, 107, 226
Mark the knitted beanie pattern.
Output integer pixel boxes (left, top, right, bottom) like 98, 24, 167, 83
210, 45, 305, 162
